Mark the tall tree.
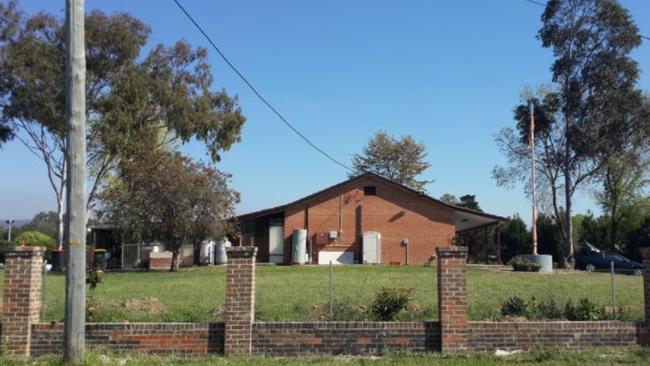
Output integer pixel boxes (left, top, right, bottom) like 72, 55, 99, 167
496, 0, 646, 264
0, 4, 245, 246
99, 145, 239, 271
457, 195, 482, 211
596, 151, 650, 249
539, 0, 645, 262
350, 131, 432, 191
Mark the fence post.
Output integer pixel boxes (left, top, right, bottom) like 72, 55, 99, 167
436, 246, 468, 354
642, 248, 650, 324
1, 246, 45, 356
224, 246, 257, 356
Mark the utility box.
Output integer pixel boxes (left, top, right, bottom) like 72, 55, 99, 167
362, 231, 381, 264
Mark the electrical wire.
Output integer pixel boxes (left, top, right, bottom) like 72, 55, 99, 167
523, 0, 650, 41
171, 0, 353, 171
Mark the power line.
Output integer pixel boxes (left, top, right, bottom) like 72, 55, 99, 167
171, 0, 353, 172
523, 0, 650, 41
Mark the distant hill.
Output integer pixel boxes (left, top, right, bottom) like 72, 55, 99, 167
0, 219, 30, 228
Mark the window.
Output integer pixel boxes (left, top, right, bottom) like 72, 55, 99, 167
363, 186, 376, 196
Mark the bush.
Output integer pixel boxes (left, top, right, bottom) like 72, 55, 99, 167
527, 297, 563, 320
500, 295, 527, 317
564, 298, 599, 321
15, 231, 57, 250
369, 287, 413, 321
509, 257, 541, 272
501, 296, 608, 321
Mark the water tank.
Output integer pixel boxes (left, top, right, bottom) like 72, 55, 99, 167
200, 241, 215, 265
215, 238, 231, 265
362, 231, 381, 264
292, 229, 307, 264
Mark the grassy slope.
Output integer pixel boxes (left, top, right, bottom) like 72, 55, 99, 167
1, 348, 650, 365
0, 265, 644, 322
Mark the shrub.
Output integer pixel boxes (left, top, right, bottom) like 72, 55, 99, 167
15, 231, 57, 250
564, 298, 599, 321
369, 287, 413, 321
509, 257, 541, 272
527, 297, 563, 320
500, 295, 527, 317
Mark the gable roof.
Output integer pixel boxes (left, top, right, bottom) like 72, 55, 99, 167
237, 173, 506, 230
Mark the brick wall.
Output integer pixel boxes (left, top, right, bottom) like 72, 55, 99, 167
252, 322, 440, 355
1, 246, 45, 355
25, 320, 648, 357
468, 321, 642, 352
30, 323, 224, 357
437, 246, 468, 353
224, 246, 257, 356
283, 175, 455, 265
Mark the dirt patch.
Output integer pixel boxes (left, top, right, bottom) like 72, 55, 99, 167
122, 297, 167, 315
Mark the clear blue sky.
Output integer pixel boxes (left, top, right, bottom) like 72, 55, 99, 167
1, 0, 649, 224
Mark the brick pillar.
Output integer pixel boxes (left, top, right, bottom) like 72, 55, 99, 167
224, 246, 257, 356
2, 246, 45, 356
437, 246, 468, 354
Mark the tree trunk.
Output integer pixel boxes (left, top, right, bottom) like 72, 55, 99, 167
564, 166, 574, 267
57, 180, 66, 250
170, 249, 180, 272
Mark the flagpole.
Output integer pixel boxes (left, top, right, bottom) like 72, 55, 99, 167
530, 103, 538, 256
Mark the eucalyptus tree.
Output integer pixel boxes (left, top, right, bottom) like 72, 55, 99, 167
494, 0, 647, 263
0, 3, 245, 245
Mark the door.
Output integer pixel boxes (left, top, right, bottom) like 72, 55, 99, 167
268, 218, 284, 264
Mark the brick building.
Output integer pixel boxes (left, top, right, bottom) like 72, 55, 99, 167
237, 173, 505, 265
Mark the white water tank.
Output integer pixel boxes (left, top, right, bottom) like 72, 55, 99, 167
200, 240, 215, 265
215, 238, 231, 265
292, 229, 307, 264
362, 231, 381, 264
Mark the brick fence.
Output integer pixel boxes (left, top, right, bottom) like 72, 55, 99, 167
2, 245, 649, 357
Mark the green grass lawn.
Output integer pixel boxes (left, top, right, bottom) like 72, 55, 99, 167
0, 265, 644, 322
1, 348, 649, 366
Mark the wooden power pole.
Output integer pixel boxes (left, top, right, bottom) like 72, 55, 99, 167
530, 103, 538, 256
64, 0, 86, 363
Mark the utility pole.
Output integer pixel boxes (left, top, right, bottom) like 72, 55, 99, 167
530, 103, 538, 256
63, 0, 86, 363
5, 217, 14, 242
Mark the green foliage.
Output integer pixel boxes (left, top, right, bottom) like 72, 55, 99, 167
527, 297, 563, 320
457, 195, 481, 211
501, 296, 611, 321
536, 213, 566, 265
21, 211, 58, 240
500, 214, 530, 263
369, 287, 413, 321
15, 231, 56, 249
563, 298, 600, 321
349, 131, 433, 191
508, 257, 540, 272
99, 148, 239, 271
500, 295, 527, 317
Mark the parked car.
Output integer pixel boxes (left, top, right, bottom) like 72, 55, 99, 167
575, 241, 644, 276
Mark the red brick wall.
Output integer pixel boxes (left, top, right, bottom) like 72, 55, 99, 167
149, 257, 172, 270
437, 246, 468, 353
468, 321, 642, 352
30, 323, 224, 357
1, 246, 44, 356
224, 247, 256, 356
24, 320, 648, 357
253, 321, 440, 355
284, 175, 455, 264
